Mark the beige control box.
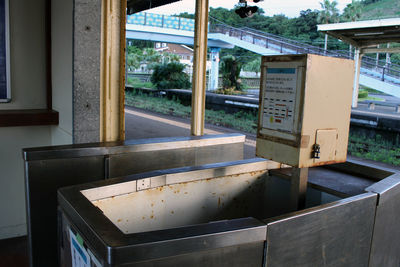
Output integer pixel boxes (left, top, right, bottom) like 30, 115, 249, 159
256, 54, 354, 168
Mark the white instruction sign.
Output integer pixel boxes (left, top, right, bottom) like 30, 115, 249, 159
262, 67, 298, 133
69, 229, 91, 267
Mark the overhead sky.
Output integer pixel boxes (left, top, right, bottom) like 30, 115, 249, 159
148, 0, 353, 18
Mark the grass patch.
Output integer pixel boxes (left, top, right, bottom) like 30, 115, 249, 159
125, 89, 258, 133
359, 85, 389, 96
358, 89, 384, 102
125, 91, 400, 165
127, 77, 154, 88
348, 133, 400, 166
358, 96, 384, 102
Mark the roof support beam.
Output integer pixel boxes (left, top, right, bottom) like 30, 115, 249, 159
191, 0, 209, 136
323, 30, 360, 48
361, 47, 400, 54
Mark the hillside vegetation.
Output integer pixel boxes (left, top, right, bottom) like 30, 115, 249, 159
360, 0, 400, 19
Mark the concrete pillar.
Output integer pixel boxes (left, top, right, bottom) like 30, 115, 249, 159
352, 48, 363, 108
73, 0, 125, 144
208, 47, 220, 91
385, 43, 391, 68
73, 0, 102, 143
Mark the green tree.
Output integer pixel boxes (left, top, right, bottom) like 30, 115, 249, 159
127, 40, 153, 49
209, 7, 267, 30
126, 45, 143, 71
362, 0, 382, 5
151, 62, 191, 89
342, 0, 363, 21
175, 12, 194, 19
318, 0, 340, 24
318, 0, 340, 50
143, 48, 162, 70
161, 52, 181, 64
220, 55, 242, 91
289, 9, 320, 42
243, 57, 261, 76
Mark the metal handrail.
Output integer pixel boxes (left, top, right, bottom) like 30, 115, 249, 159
127, 13, 400, 84
209, 21, 400, 84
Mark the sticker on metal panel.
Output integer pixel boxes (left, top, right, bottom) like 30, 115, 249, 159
262, 66, 298, 133
69, 229, 91, 267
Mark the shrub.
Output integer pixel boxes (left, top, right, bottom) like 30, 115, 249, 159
151, 62, 191, 89
358, 89, 368, 99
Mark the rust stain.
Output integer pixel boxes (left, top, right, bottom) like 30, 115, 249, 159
150, 215, 154, 219
117, 219, 122, 223
171, 211, 174, 214
151, 203, 154, 207
300, 159, 345, 168
179, 180, 198, 186
184, 192, 188, 195
142, 216, 146, 220
161, 199, 165, 202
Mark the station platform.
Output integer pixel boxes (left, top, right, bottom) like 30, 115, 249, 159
1, 106, 398, 267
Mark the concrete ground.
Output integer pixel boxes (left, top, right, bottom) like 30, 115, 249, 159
125, 106, 400, 173
125, 106, 257, 159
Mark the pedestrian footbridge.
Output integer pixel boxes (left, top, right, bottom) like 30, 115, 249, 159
126, 12, 400, 97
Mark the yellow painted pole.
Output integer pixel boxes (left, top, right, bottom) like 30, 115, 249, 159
100, 0, 126, 142
191, 0, 209, 136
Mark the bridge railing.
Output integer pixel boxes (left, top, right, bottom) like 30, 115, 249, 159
210, 23, 315, 55
210, 22, 400, 84
240, 27, 336, 56
127, 13, 400, 85
127, 12, 195, 31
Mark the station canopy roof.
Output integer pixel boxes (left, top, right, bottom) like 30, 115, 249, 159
127, 0, 181, 15
318, 18, 400, 53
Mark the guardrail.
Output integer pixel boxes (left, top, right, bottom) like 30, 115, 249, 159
127, 12, 196, 31
209, 21, 400, 85
126, 13, 400, 85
